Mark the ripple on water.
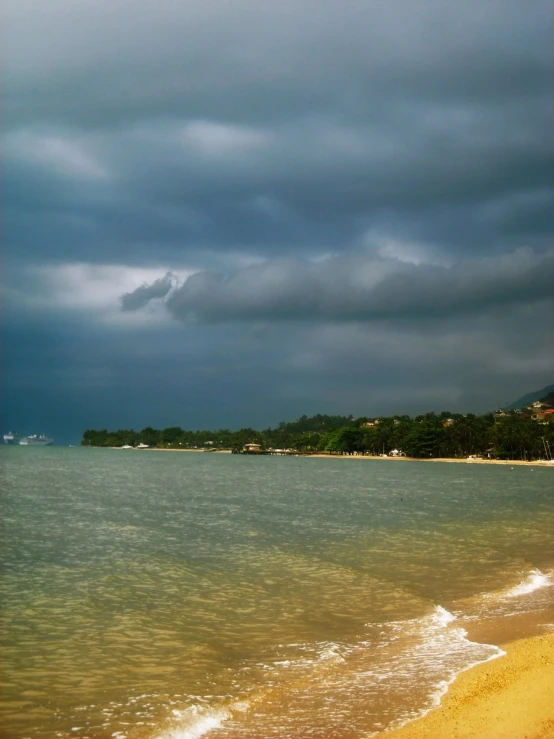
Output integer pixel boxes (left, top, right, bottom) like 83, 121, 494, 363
1, 449, 554, 737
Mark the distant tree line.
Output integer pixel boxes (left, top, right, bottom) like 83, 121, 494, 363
82, 407, 554, 460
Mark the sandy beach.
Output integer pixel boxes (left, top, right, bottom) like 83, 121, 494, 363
380, 630, 554, 739
304, 452, 554, 467
111, 447, 554, 466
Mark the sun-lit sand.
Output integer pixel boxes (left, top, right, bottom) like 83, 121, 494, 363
305, 453, 554, 466
380, 630, 554, 739
110, 447, 554, 465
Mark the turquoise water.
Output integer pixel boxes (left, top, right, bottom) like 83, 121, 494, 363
1, 447, 553, 738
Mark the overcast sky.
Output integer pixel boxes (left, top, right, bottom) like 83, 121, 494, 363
3, 0, 554, 443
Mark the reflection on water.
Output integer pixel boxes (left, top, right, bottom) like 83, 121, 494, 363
1, 448, 553, 738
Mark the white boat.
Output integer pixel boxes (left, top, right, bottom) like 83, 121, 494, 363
3, 431, 21, 444
19, 434, 54, 446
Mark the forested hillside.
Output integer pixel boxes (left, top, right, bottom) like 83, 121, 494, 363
507, 384, 554, 409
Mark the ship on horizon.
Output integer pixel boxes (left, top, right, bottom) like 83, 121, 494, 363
3, 431, 21, 444
19, 434, 54, 446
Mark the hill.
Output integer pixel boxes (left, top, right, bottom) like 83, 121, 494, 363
507, 383, 554, 409
539, 390, 554, 407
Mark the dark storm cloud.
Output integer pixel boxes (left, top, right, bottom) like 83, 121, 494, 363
4, 0, 554, 267
121, 272, 176, 311
5, 0, 553, 128
3, 0, 554, 435
4, 290, 553, 445
121, 248, 554, 323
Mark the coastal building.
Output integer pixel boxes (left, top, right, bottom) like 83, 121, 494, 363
362, 418, 380, 427
243, 442, 262, 454
533, 409, 554, 423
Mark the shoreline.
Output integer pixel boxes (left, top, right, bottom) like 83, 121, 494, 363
92, 446, 554, 466
379, 629, 554, 739
305, 453, 554, 466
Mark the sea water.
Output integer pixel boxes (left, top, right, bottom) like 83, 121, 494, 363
1, 447, 553, 738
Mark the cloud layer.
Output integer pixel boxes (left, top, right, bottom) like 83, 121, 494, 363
5, 0, 554, 269
3, 0, 554, 439
119, 248, 554, 323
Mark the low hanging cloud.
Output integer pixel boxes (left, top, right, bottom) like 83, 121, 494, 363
121, 248, 554, 323
120, 271, 177, 311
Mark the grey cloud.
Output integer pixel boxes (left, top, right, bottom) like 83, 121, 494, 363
121, 272, 176, 311
3, 0, 554, 435
121, 249, 554, 322
5, 295, 552, 444
5, 1, 552, 128
4, 0, 553, 271
5, 106, 553, 270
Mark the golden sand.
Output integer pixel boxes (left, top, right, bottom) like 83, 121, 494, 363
380, 631, 554, 739
127, 448, 554, 465
305, 453, 554, 466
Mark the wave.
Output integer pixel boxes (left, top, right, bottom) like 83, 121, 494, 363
459, 566, 554, 621
382, 605, 505, 733
505, 568, 551, 598
157, 702, 245, 739
431, 604, 456, 626
156, 568, 553, 738
160, 604, 505, 738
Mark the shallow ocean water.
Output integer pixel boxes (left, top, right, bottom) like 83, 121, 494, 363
1, 447, 553, 738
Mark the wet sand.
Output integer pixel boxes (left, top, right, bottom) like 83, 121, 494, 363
380, 630, 554, 739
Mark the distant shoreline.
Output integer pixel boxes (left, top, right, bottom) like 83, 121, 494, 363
92, 446, 554, 466
304, 453, 554, 467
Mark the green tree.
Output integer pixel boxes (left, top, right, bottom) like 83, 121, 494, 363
491, 414, 539, 459
325, 426, 365, 454
139, 427, 160, 446
404, 424, 445, 458
160, 427, 184, 446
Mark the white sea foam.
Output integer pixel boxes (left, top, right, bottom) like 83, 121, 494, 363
431, 605, 456, 626
381, 605, 506, 734
458, 567, 554, 622
159, 699, 252, 739
414, 641, 505, 718
262, 640, 349, 673
395, 652, 504, 735
154, 602, 508, 739
505, 568, 551, 597
157, 705, 229, 739
318, 642, 346, 663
